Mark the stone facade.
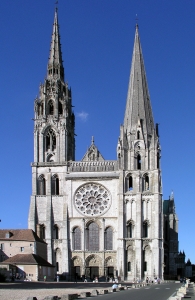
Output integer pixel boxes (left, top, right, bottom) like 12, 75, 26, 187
28, 10, 164, 281
163, 194, 185, 279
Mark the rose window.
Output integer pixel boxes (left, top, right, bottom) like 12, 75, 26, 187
74, 183, 111, 216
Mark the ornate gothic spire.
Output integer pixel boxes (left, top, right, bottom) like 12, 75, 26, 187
124, 25, 154, 141
47, 8, 64, 80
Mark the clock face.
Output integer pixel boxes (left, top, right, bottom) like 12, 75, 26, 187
74, 183, 111, 216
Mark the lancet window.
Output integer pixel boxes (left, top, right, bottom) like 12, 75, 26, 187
48, 100, 54, 115
86, 222, 99, 251
46, 129, 56, 151
126, 175, 133, 191
37, 224, 45, 240
157, 152, 160, 169
73, 227, 81, 250
53, 225, 59, 239
37, 175, 46, 195
104, 227, 113, 250
143, 174, 149, 191
127, 222, 133, 238
59, 101, 63, 115
51, 174, 59, 195
137, 154, 141, 170
143, 221, 148, 238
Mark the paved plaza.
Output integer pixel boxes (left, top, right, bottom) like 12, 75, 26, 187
0, 281, 194, 300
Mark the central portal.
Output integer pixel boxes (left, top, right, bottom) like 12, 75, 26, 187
86, 267, 99, 280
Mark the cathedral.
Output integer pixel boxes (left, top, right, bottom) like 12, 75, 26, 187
28, 8, 165, 281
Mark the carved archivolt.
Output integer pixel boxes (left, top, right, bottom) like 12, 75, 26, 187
74, 183, 111, 217
105, 256, 115, 267
72, 256, 82, 266
85, 254, 102, 267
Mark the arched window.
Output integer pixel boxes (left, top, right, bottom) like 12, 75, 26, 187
51, 175, 59, 195
37, 175, 46, 195
105, 227, 113, 250
86, 222, 99, 251
36, 224, 45, 239
38, 102, 43, 116
59, 101, 63, 115
40, 224, 45, 239
127, 175, 133, 191
48, 101, 54, 115
55, 248, 60, 273
143, 174, 149, 191
73, 227, 81, 250
54, 225, 59, 239
143, 249, 147, 271
137, 154, 141, 170
46, 129, 56, 151
127, 261, 131, 271
157, 152, 160, 169
143, 221, 148, 238
127, 222, 133, 238
137, 131, 140, 139
165, 220, 168, 241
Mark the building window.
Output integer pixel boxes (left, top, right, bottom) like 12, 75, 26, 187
46, 129, 56, 151
48, 101, 54, 115
54, 225, 59, 239
73, 227, 81, 250
126, 175, 133, 191
21, 247, 24, 252
56, 262, 59, 272
59, 101, 63, 115
127, 223, 133, 238
41, 225, 45, 240
143, 174, 149, 191
51, 175, 59, 195
39, 102, 43, 116
5, 232, 11, 238
137, 131, 140, 139
143, 222, 148, 238
37, 224, 45, 240
86, 222, 99, 251
137, 154, 141, 170
37, 175, 46, 195
0, 243, 4, 250
105, 227, 113, 250
144, 261, 147, 271
127, 261, 131, 272
157, 152, 160, 169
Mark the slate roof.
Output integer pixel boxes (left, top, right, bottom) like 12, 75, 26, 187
0, 229, 46, 244
0, 254, 54, 267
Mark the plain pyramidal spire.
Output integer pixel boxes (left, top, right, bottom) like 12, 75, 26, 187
47, 8, 64, 80
124, 24, 154, 139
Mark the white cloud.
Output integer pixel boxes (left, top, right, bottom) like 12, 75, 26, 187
76, 111, 89, 122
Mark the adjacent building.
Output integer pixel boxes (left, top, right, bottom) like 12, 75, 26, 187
0, 229, 54, 280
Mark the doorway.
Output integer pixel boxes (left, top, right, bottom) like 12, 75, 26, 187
74, 266, 80, 281
86, 267, 99, 280
107, 267, 114, 278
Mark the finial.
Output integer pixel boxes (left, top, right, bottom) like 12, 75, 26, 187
91, 136, 94, 144
135, 14, 139, 29
55, 0, 58, 12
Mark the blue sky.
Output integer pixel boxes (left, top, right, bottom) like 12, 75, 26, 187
0, 1, 195, 263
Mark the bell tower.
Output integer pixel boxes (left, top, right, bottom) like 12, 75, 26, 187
117, 24, 163, 280
34, 8, 75, 164
29, 9, 75, 267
